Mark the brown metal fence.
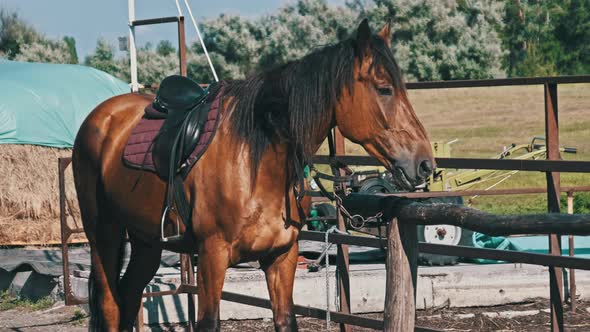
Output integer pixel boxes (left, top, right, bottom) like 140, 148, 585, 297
59, 75, 590, 331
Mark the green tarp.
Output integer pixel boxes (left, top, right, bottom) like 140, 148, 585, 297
0, 60, 130, 148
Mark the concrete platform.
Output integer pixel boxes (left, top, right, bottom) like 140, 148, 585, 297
66, 263, 590, 324
2, 245, 588, 324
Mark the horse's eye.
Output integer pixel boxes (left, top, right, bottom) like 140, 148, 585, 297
377, 87, 393, 96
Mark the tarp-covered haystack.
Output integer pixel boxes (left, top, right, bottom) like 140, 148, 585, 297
0, 60, 129, 244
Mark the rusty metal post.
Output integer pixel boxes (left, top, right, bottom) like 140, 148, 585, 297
545, 83, 564, 332
177, 16, 187, 77
567, 191, 576, 312
180, 254, 195, 331
59, 157, 74, 305
186, 255, 196, 331
333, 128, 351, 332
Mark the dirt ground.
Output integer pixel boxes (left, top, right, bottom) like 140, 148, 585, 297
0, 299, 588, 331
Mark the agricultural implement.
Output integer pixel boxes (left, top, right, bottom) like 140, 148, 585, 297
308, 136, 577, 265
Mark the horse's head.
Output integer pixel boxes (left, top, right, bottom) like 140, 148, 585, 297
335, 20, 434, 191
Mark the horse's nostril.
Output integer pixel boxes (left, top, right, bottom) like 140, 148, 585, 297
418, 159, 433, 179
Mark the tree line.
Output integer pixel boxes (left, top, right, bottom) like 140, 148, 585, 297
1, 0, 588, 85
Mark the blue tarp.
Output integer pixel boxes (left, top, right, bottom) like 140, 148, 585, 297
0, 60, 130, 148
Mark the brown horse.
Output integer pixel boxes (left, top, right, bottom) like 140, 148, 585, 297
72, 19, 433, 331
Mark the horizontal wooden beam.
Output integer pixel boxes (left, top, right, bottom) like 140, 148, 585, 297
131, 16, 180, 26
394, 200, 590, 236
299, 230, 590, 270
341, 194, 590, 236
406, 75, 590, 89
312, 155, 590, 173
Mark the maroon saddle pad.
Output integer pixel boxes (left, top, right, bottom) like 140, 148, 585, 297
122, 88, 224, 175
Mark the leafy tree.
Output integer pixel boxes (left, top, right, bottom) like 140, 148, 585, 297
501, 0, 590, 77
550, 0, 590, 75
0, 9, 40, 58
156, 40, 176, 57
193, 0, 355, 80
349, 0, 506, 80
258, 0, 355, 68
0, 9, 76, 64
63, 36, 78, 64
84, 39, 127, 79
14, 40, 71, 63
187, 51, 241, 83
136, 48, 179, 86
199, 13, 265, 78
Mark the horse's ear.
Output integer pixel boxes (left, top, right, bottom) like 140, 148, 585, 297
377, 22, 392, 47
355, 19, 372, 51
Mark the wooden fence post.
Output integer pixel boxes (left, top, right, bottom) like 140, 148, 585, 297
334, 128, 352, 332
545, 82, 564, 332
384, 217, 416, 332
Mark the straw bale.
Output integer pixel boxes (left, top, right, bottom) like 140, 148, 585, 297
0, 144, 84, 244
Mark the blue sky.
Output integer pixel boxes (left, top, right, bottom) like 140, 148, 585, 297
2, 0, 344, 60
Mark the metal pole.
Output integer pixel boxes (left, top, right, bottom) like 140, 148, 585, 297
567, 192, 576, 312
183, 0, 219, 82
128, 0, 139, 92
545, 83, 564, 332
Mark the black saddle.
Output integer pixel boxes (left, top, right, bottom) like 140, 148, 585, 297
149, 75, 215, 242
154, 75, 207, 114
152, 75, 211, 180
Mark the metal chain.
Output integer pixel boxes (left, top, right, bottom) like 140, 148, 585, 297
334, 192, 383, 230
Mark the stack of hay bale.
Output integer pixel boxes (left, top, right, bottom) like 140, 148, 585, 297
0, 60, 130, 245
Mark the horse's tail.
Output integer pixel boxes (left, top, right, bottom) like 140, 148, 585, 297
72, 111, 126, 331
87, 269, 101, 331
87, 241, 126, 331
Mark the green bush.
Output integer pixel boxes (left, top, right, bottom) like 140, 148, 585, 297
561, 192, 590, 214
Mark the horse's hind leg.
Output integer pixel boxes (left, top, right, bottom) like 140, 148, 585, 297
74, 158, 125, 331
261, 243, 299, 332
118, 234, 162, 331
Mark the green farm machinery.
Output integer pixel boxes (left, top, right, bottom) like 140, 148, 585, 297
309, 136, 577, 265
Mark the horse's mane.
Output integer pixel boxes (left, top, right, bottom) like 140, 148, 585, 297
224, 33, 404, 182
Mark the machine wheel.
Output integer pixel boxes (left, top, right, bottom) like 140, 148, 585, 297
358, 177, 397, 194
311, 203, 337, 231
417, 197, 473, 266
316, 203, 336, 219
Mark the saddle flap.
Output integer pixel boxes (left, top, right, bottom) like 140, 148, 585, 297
152, 99, 211, 180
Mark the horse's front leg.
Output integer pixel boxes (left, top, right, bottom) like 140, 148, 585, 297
196, 238, 230, 332
261, 242, 299, 332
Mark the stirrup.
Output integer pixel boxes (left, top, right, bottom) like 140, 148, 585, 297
160, 205, 182, 242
